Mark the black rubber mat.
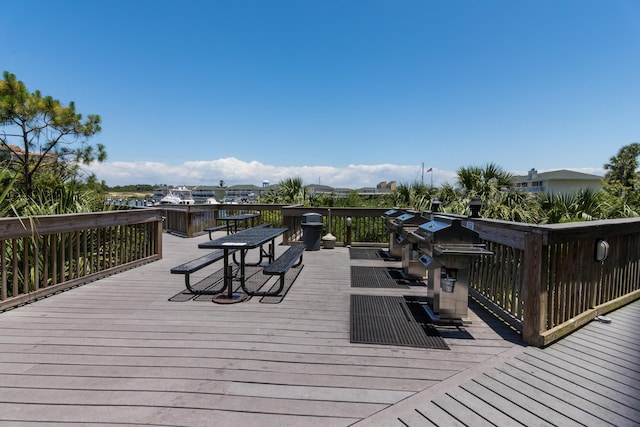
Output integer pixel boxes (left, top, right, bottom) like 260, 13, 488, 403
349, 248, 390, 260
350, 295, 449, 350
350, 266, 427, 289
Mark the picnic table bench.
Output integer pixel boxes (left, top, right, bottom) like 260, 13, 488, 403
258, 244, 306, 296
170, 249, 237, 294
198, 226, 289, 303
172, 226, 302, 302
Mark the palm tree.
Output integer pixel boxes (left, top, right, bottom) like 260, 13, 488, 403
456, 163, 514, 198
449, 163, 530, 220
483, 189, 541, 223
278, 176, 307, 204
537, 188, 603, 223
389, 181, 437, 211
604, 143, 640, 189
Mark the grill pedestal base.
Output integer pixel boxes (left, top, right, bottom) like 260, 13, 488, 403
427, 267, 472, 323
420, 302, 472, 326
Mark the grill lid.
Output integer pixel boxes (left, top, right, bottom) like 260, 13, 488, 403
395, 213, 427, 225
396, 213, 415, 222
418, 220, 449, 234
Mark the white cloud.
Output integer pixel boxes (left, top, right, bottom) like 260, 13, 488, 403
86, 158, 605, 189
86, 157, 455, 188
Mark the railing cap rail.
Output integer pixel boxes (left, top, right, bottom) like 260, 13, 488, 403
0, 210, 164, 239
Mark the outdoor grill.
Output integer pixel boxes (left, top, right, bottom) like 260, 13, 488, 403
409, 214, 492, 323
394, 212, 431, 279
382, 209, 412, 259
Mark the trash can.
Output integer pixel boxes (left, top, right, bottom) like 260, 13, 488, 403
301, 213, 323, 251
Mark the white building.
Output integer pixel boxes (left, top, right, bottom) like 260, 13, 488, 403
513, 168, 603, 193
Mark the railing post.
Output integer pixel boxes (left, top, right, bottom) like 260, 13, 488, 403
186, 206, 193, 238
282, 207, 294, 245
522, 230, 546, 346
155, 217, 163, 258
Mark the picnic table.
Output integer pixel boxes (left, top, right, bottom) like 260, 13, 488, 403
198, 226, 288, 303
217, 213, 261, 235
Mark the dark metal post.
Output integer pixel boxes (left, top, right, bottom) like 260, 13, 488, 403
225, 259, 233, 299
469, 198, 483, 218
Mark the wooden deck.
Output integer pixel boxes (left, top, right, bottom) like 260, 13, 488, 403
0, 232, 637, 426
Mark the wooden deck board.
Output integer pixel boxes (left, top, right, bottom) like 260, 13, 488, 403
496, 361, 635, 426
0, 232, 638, 426
443, 386, 523, 427
362, 292, 640, 427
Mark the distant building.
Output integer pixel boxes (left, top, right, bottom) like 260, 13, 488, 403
224, 184, 260, 203
192, 186, 225, 203
307, 182, 396, 197
513, 168, 603, 193
306, 184, 336, 196
0, 144, 57, 165
377, 181, 397, 191
153, 180, 399, 204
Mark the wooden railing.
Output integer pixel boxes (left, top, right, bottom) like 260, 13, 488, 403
470, 217, 640, 346
158, 204, 390, 242
0, 210, 163, 311
279, 208, 640, 346
158, 204, 287, 237
281, 206, 390, 246
3, 203, 638, 347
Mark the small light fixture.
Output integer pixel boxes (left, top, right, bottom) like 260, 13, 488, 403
595, 240, 609, 262
431, 198, 441, 213
469, 198, 483, 218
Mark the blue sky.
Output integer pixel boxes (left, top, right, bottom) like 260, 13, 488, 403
2, 0, 639, 188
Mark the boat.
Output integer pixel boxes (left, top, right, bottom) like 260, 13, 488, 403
159, 188, 196, 205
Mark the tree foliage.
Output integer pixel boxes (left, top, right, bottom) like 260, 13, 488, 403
278, 176, 306, 204
456, 162, 513, 198
604, 142, 640, 189
0, 71, 106, 197
537, 188, 602, 223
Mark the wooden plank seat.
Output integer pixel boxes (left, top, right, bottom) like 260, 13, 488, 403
255, 244, 306, 296
170, 249, 236, 294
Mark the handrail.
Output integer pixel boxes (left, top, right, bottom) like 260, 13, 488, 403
218, 205, 640, 346
0, 210, 163, 311
468, 216, 640, 346
158, 204, 287, 237
281, 206, 390, 246
2, 204, 638, 347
